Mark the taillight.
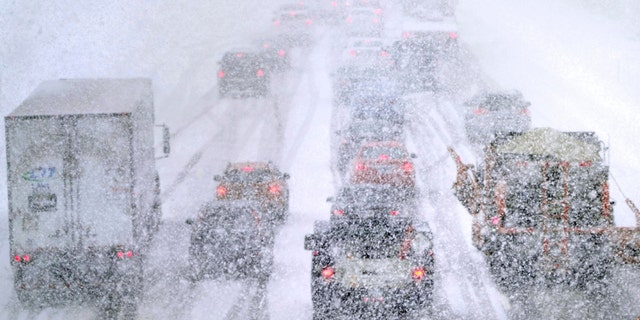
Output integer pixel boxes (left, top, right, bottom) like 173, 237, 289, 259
473, 108, 488, 115
378, 154, 389, 161
268, 184, 280, 194
380, 50, 388, 57
277, 49, 286, 57
389, 210, 399, 216
216, 186, 227, 197
321, 267, 335, 279
349, 50, 357, 57
449, 32, 458, 39
305, 19, 313, 26
346, 16, 353, 23
374, 8, 382, 15
256, 69, 265, 77
116, 250, 134, 259
402, 162, 413, 173
331, 1, 337, 7
242, 166, 254, 172
412, 267, 425, 280
13, 254, 31, 263
217, 71, 225, 78
332, 209, 344, 216
521, 108, 530, 116
355, 162, 366, 171
274, 20, 281, 27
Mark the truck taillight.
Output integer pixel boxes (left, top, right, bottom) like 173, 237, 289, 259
217, 186, 227, 197
13, 254, 31, 263
268, 184, 280, 194
473, 108, 488, 115
117, 250, 134, 259
412, 267, 425, 280
321, 267, 335, 279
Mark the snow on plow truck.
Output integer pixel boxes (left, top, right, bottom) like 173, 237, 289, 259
5, 78, 170, 317
448, 128, 640, 290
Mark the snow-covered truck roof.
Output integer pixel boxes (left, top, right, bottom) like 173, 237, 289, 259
8, 78, 152, 117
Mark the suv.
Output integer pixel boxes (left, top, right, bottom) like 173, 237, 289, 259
214, 162, 290, 224
463, 90, 532, 143
186, 201, 274, 281
336, 119, 403, 174
305, 217, 435, 319
349, 141, 417, 191
217, 50, 270, 98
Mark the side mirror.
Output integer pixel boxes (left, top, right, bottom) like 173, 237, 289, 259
335, 130, 342, 135
304, 234, 318, 251
410, 153, 417, 159
283, 173, 290, 180
213, 175, 222, 182
162, 124, 170, 156
326, 196, 335, 203
185, 218, 194, 225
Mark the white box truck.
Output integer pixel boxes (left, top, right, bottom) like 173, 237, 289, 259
4, 78, 169, 317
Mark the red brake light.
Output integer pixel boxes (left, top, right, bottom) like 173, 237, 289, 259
412, 267, 425, 280
402, 162, 413, 172
13, 255, 21, 262
380, 50, 388, 57
277, 49, 286, 57
349, 50, 357, 57
274, 21, 281, 27
473, 108, 488, 115
242, 166, 254, 172
378, 154, 389, 161
389, 210, 399, 216
218, 71, 225, 78
333, 209, 344, 216
449, 32, 458, 39
216, 186, 227, 197
321, 267, 335, 279
22, 255, 30, 262
305, 19, 313, 26
579, 161, 592, 167
355, 162, 366, 171
374, 8, 382, 15
256, 69, 265, 77
117, 251, 124, 259
236, 53, 243, 58
346, 16, 353, 23
117, 251, 134, 259
268, 184, 280, 194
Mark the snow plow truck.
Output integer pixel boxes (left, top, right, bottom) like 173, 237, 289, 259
448, 128, 640, 290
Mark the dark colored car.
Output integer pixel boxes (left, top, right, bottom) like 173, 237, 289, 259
336, 119, 403, 174
217, 50, 270, 98
305, 217, 435, 319
348, 93, 405, 125
392, 30, 458, 92
350, 141, 417, 191
272, 5, 315, 47
214, 161, 290, 224
463, 90, 532, 143
187, 201, 275, 281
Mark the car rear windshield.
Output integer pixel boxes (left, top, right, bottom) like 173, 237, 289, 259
224, 168, 277, 183
333, 220, 412, 259
360, 145, 407, 160
480, 95, 526, 111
